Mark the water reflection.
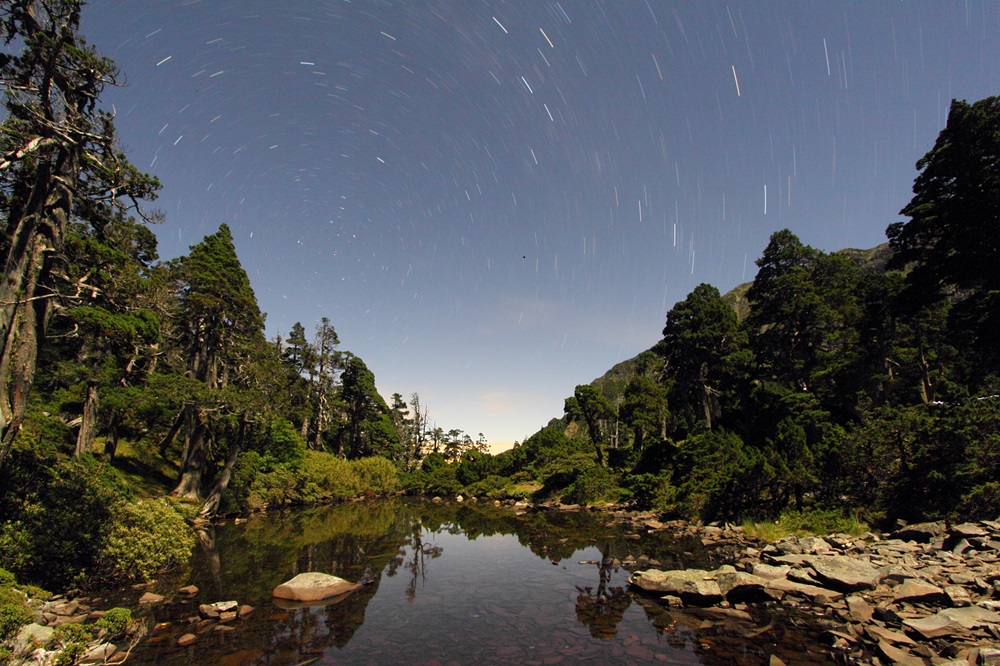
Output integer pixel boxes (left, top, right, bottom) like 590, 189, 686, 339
574, 543, 631, 639
125, 499, 809, 665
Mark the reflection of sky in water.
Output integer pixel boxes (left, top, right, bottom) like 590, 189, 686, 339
124, 502, 825, 664
342, 528, 688, 664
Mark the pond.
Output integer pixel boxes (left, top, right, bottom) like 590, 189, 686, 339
118, 499, 833, 665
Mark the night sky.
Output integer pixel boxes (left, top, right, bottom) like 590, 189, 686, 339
77, 1, 1000, 447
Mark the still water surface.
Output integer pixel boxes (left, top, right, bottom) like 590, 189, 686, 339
123, 499, 829, 665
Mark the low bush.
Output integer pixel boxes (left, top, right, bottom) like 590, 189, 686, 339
97, 498, 195, 582
351, 457, 398, 495
464, 474, 512, 499
562, 465, 621, 505
95, 607, 131, 638
0, 450, 128, 588
298, 451, 360, 500
0, 587, 32, 643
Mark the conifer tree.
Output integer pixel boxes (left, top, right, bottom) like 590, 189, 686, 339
0, 0, 158, 468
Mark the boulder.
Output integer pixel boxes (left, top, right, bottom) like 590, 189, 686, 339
903, 606, 1000, 639
892, 579, 948, 605
714, 568, 778, 603
802, 555, 882, 592
628, 569, 723, 605
272, 572, 361, 603
891, 521, 947, 543
751, 562, 791, 580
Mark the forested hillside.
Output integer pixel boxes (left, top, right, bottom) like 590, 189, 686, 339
466, 97, 1000, 526
0, 1, 477, 593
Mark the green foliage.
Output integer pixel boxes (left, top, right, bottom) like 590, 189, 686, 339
420, 452, 448, 473
51, 623, 90, 666
562, 465, 620, 505
423, 465, 463, 496
464, 475, 514, 499
0, 587, 32, 643
672, 430, 770, 522
95, 607, 131, 638
351, 457, 398, 495
260, 418, 306, 468
296, 450, 361, 502
97, 498, 195, 582
455, 450, 499, 486
622, 473, 675, 512
218, 450, 400, 512
0, 449, 128, 588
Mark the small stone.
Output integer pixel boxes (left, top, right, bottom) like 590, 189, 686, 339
846, 595, 874, 622
944, 585, 971, 607
980, 648, 1000, 666
877, 639, 925, 666
139, 592, 164, 605
210, 600, 238, 613
198, 604, 220, 619
178, 585, 199, 595
177, 633, 197, 646
238, 604, 255, 618
80, 643, 116, 664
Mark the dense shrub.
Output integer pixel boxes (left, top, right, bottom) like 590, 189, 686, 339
563, 465, 620, 505
247, 468, 298, 510
0, 587, 32, 642
423, 465, 463, 496
298, 450, 360, 501
97, 498, 195, 582
95, 607, 132, 638
622, 473, 676, 511
351, 457, 398, 495
465, 475, 513, 499
0, 450, 127, 588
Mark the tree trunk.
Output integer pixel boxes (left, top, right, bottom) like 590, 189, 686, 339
75, 382, 99, 456
0, 217, 59, 469
157, 410, 185, 457
173, 404, 209, 499
199, 442, 241, 518
103, 419, 119, 460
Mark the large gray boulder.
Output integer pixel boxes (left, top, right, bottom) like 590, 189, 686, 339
628, 569, 723, 606
801, 555, 883, 592
273, 572, 360, 603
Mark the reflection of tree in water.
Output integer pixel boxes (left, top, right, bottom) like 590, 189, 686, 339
399, 521, 444, 603
574, 543, 631, 639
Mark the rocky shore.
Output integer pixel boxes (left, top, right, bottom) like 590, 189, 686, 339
619, 515, 1000, 665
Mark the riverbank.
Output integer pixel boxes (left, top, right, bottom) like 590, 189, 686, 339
8, 498, 1000, 665
478, 499, 1000, 663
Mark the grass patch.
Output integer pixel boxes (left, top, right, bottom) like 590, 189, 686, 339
509, 481, 543, 499
108, 439, 177, 497
743, 508, 868, 542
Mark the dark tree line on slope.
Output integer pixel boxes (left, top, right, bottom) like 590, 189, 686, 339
481, 96, 1000, 526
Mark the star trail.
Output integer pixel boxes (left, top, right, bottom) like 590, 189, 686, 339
78, 1, 1000, 446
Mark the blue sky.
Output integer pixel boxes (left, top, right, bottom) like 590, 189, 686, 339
78, 1, 1000, 444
